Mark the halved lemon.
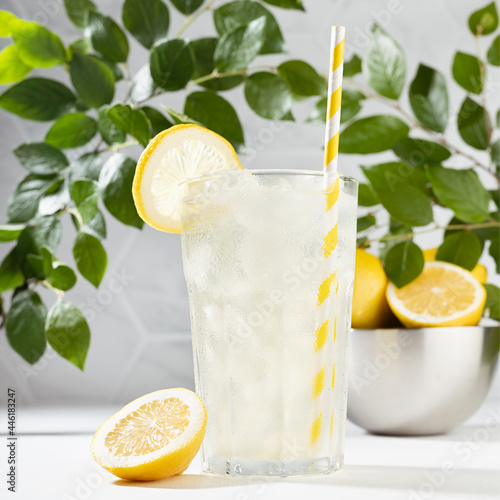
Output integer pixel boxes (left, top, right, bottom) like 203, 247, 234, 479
386, 261, 486, 328
423, 247, 487, 283
132, 124, 242, 233
91, 388, 207, 481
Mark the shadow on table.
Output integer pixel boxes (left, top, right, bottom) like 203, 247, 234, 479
114, 465, 499, 495
422, 424, 500, 443
114, 474, 265, 489
293, 465, 499, 496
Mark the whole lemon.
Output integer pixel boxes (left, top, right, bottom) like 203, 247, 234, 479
351, 248, 396, 329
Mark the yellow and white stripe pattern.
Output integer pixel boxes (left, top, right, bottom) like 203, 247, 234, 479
324, 26, 345, 174
310, 26, 345, 447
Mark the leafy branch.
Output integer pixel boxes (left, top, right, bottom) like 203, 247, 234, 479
0, 0, 311, 368
331, 2, 499, 317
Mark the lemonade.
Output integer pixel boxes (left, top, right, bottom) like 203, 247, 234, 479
179, 169, 358, 476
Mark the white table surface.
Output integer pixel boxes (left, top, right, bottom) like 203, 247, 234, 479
3, 403, 500, 500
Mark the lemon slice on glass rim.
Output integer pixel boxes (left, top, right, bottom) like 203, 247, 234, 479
91, 388, 207, 481
132, 124, 242, 233
386, 261, 486, 328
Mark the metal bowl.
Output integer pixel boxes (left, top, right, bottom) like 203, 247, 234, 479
347, 326, 499, 435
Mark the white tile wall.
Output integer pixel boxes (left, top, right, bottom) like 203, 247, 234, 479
0, 0, 498, 407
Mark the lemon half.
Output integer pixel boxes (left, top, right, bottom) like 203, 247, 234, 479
386, 261, 486, 328
91, 388, 207, 481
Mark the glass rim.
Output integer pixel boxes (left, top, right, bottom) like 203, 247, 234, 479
178, 168, 358, 190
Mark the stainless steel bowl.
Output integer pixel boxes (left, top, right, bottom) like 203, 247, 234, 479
347, 326, 499, 435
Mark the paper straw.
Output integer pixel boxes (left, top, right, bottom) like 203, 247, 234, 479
323, 26, 345, 175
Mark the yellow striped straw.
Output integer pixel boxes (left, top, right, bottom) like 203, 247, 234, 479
324, 26, 345, 175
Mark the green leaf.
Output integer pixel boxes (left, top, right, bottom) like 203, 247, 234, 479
492, 139, 500, 168
436, 231, 483, 271
40, 247, 77, 291
70, 53, 115, 109
11, 20, 66, 68
452, 52, 482, 94
487, 35, 500, 66
184, 91, 244, 149
244, 72, 293, 121
141, 106, 173, 137
98, 105, 126, 145
379, 218, 412, 260
484, 284, 500, 320
7, 176, 56, 223
362, 24, 405, 100
130, 64, 157, 103
0, 77, 75, 121
170, 0, 204, 14
277, 60, 326, 97
0, 10, 17, 37
38, 180, 69, 216
384, 240, 424, 288
362, 162, 433, 227
339, 115, 409, 154
409, 64, 448, 132
0, 45, 32, 84
340, 89, 365, 124
214, 16, 266, 72
0, 224, 25, 242
45, 300, 90, 370
468, 2, 498, 35
457, 97, 489, 150
26, 254, 44, 280
107, 104, 151, 147
6, 289, 47, 364
427, 165, 490, 223
490, 232, 499, 273
213, 0, 285, 55
392, 138, 451, 167
190, 38, 244, 91
48, 263, 78, 291
150, 38, 194, 91
45, 112, 97, 149
357, 215, 376, 232
64, 0, 98, 29
14, 143, 68, 177
0, 248, 24, 293
306, 97, 327, 124
88, 12, 129, 62
95, 56, 123, 82
68, 152, 103, 183
83, 210, 107, 240
71, 179, 99, 223
73, 231, 107, 287
99, 154, 143, 229
490, 189, 500, 209
18, 215, 62, 255
122, 0, 169, 49
358, 183, 379, 207
344, 54, 362, 77
162, 106, 201, 126
261, 0, 304, 10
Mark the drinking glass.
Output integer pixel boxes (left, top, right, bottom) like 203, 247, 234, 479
179, 170, 358, 477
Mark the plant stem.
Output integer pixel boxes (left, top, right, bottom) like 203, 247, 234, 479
105, 140, 139, 152
42, 280, 64, 298
174, 0, 217, 38
345, 78, 500, 183
66, 207, 84, 227
188, 66, 277, 87
365, 220, 500, 244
